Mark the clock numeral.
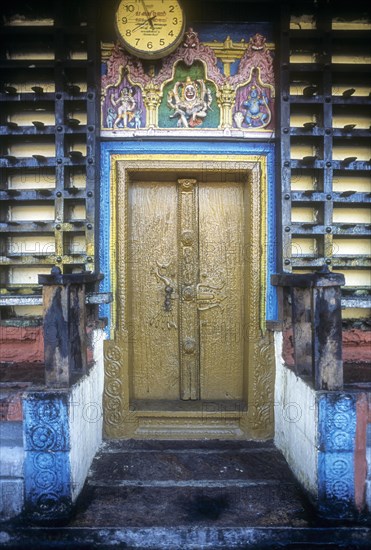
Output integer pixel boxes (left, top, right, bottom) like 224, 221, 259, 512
135, 38, 140, 46
126, 29, 132, 36
172, 17, 178, 25
121, 16, 127, 24
147, 41, 153, 49
169, 5, 175, 12
160, 39, 165, 46
168, 30, 174, 36
125, 4, 135, 12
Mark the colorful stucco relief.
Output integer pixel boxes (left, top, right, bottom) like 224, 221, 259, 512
101, 27, 275, 136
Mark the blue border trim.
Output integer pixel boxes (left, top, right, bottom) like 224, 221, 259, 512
100, 140, 277, 332
318, 393, 357, 519
23, 392, 72, 521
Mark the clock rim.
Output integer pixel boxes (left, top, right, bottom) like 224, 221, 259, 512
114, 0, 186, 60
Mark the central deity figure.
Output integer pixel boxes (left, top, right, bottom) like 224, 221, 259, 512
167, 76, 212, 128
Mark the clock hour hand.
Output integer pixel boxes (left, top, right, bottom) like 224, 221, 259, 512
146, 14, 156, 28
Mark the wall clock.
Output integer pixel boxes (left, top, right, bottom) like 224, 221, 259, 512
115, 0, 186, 59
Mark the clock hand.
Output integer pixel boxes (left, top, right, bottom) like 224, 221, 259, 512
131, 19, 150, 32
146, 14, 157, 27
141, 0, 154, 29
141, 0, 150, 18
131, 15, 157, 33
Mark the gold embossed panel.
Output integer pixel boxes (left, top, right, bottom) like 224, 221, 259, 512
128, 180, 179, 400
128, 177, 246, 404
199, 181, 246, 400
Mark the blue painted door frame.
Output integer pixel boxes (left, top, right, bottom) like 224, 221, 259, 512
99, 140, 277, 332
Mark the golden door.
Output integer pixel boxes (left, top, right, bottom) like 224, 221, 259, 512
128, 175, 248, 407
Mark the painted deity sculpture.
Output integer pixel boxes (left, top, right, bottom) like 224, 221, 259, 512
110, 86, 137, 129
101, 29, 275, 133
241, 84, 269, 127
167, 77, 213, 128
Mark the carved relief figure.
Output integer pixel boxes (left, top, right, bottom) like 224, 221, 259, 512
167, 76, 213, 128
101, 29, 275, 133
231, 33, 275, 131
234, 83, 271, 128
110, 86, 137, 129
105, 107, 116, 129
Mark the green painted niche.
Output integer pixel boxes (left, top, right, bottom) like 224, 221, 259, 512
158, 61, 220, 129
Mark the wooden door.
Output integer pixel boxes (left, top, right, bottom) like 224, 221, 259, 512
128, 175, 247, 406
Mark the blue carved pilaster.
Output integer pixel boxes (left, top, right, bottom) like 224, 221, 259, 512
23, 391, 72, 522
318, 393, 357, 519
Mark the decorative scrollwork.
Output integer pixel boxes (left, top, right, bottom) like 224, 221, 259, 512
105, 379, 122, 398
104, 345, 122, 363
103, 337, 126, 436
35, 470, 58, 490
35, 401, 59, 423
34, 452, 56, 470
318, 393, 357, 517
330, 480, 350, 501
30, 425, 56, 450
23, 393, 72, 520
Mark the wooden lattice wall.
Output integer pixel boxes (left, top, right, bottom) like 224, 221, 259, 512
278, 0, 370, 313
0, 0, 370, 326
0, 0, 100, 321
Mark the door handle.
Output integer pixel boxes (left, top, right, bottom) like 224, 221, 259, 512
154, 262, 175, 312
164, 283, 174, 312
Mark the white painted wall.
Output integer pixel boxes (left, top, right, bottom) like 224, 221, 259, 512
69, 329, 104, 501
274, 332, 318, 499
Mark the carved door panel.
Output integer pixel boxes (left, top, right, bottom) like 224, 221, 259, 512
128, 180, 180, 401
128, 176, 246, 404
198, 181, 245, 401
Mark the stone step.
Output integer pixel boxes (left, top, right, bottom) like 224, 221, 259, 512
73, 483, 310, 528
1, 439, 370, 547
89, 441, 296, 485
1, 525, 371, 549
0, 421, 24, 521
72, 440, 312, 531
0, 422, 24, 477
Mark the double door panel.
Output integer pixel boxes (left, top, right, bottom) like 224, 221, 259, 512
128, 175, 247, 404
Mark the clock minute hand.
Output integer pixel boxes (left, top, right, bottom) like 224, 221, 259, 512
131, 19, 149, 32
131, 15, 157, 33
141, 0, 154, 29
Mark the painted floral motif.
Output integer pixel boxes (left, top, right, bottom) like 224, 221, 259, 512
23, 393, 72, 520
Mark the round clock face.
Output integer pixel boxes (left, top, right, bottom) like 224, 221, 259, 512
115, 0, 185, 59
